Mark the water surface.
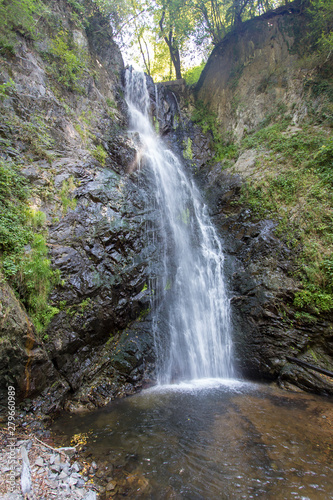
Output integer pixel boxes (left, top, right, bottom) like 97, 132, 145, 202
52, 381, 333, 499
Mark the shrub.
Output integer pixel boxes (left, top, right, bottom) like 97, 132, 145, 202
48, 30, 87, 90
0, 158, 60, 333
90, 144, 108, 165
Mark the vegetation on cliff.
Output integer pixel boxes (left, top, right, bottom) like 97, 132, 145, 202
0, 0, 124, 335
193, 0, 333, 318
0, 0, 332, 402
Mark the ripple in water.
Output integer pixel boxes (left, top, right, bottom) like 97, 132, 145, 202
52, 383, 333, 499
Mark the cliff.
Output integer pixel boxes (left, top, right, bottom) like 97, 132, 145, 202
0, 0, 332, 413
187, 1, 333, 393
0, 0, 157, 412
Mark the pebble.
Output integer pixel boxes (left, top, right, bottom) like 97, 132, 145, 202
72, 462, 82, 472
106, 480, 117, 491
1, 435, 97, 499
83, 492, 97, 500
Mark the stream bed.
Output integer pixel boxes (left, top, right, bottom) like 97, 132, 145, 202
52, 380, 333, 499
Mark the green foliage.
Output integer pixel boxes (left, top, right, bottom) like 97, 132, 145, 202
294, 289, 333, 313
2, 233, 60, 334
183, 137, 193, 160
0, 158, 60, 333
59, 177, 77, 214
243, 123, 333, 185
192, 100, 238, 162
239, 121, 333, 313
0, 0, 42, 54
183, 61, 205, 84
307, 0, 333, 58
0, 159, 31, 253
28, 208, 47, 229
19, 114, 54, 159
11, 234, 60, 333
90, 144, 108, 165
48, 30, 87, 90
1, 110, 54, 160
79, 297, 91, 311
0, 79, 15, 101
67, 0, 87, 28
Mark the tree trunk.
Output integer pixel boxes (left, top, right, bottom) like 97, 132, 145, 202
169, 37, 182, 79
159, 12, 182, 80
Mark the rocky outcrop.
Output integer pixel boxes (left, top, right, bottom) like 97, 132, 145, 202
0, 281, 58, 399
0, 1, 157, 411
172, 104, 333, 395
175, 0, 333, 395
201, 162, 333, 395
196, 1, 307, 140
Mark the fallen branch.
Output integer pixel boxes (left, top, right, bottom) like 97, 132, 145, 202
286, 356, 333, 378
31, 435, 72, 457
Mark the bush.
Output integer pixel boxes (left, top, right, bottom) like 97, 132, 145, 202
48, 30, 87, 90
0, 158, 60, 333
0, 0, 43, 54
90, 144, 108, 165
239, 121, 333, 313
183, 62, 205, 85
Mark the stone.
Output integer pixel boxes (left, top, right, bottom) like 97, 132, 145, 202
34, 457, 45, 467
67, 476, 78, 486
58, 470, 68, 480
82, 491, 97, 500
106, 480, 117, 491
57, 447, 76, 459
50, 464, 61, 473
71, 462, 82, 472
20, 446, 31, 496
46, 479, 58, 489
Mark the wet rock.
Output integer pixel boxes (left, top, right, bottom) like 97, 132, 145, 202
106, 480, 117, 491
193, 151, 333, 394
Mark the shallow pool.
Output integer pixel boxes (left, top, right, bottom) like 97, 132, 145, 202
52, 380, 333, 499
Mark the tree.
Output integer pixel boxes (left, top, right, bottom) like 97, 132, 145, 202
158, 8, 182, 78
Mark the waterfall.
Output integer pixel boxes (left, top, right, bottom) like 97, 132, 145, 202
125, 68, 233, 384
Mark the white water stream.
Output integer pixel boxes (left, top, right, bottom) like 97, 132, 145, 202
125, 68, 233, 384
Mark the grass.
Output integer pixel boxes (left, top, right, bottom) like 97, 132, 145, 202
238, 119, 333, 314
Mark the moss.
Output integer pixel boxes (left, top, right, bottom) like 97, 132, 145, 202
192, 100, 239, 163
183, 137, 193, 161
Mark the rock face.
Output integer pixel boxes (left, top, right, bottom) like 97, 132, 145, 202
196, 1, 307, 141
1, 0, 332, 411
0, 1, 157, 411
0, 281, 57, 398
184, 0, 333, 395
201, 164, 333, 395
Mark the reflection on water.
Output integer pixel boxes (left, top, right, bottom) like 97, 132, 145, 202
52, 381, 333, 499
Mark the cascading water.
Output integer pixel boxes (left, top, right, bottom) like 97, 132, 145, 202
125, 68, 233, 384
